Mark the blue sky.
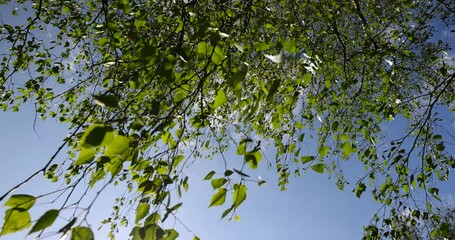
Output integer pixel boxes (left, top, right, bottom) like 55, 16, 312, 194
1, 102, 454, 240
1, 3, 455, 240
0, 103, 379, 240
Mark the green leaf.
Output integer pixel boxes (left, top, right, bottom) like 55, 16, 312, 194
203, 171, 216, 180
139, 45, 158, 64
211, 178, 227, 189
301, 156, 315, 164
340, 134, 349, 142
75, 148, 96, 165
106, 135, 130, 156
92, 94, 119, 108
135, 203, 150, 223
173, 155, 184, 168
283, 40, 297, 53
254, 42, 272, 51
4, 194, 36, 210
80, 125, 114, 148
71, 227, 94, 240
98, 38, 108, 46
144, 212, 160, 225
258, 180, 266, 186
355, 182, 366, 198
213, 89, 227, 109
385, 198, 392, 206
266, 79, 280, 102
429, 187, 439, 195
342, 141, 352, 156
227, 65, 247, 88
221, 206, 234, 219
245, 150, 262, 169
197, 42, 211, 58
29, 209, 59, 234
209, 188, 227, 207
212, 46, 226, 64
1, 208, 31, 235
183, 180, 189, 192
108, 158, 123, 177
311, 163, 325, 174
233, 184, 247, 208
435, 143, 445, 151
163, 229, 179, 240
236, 143, 246, 155
161, 131, 172, 144
143, 224, 164, 240
318, 146, 329, 157
403, 184, 409, 194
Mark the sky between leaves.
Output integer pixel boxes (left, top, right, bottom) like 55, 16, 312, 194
0, 91, 454, 240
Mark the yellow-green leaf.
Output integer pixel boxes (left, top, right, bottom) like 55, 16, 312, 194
318, 146, 329, 157
163, 229, 179, 240
203, 171, 216, 180
71, 227, 94, 240
213, 89, 227, 109
4, 194, 36, 210
301, 156, 315, 164
1, 209, 31, 235
75, 148, 96, 165
80, 125, 114, 148
342, 141, 352, 156
233, 184, 247, 208
311, 163, 325, 174
211, 178, 227, 189
209, 188, 227, 207
135, 203, 150, 223
106, 135, 130, 156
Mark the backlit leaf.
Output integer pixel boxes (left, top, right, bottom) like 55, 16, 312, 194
213, 89, 227, 109
203, 171, 216, 180
143, 224, 164, 240
211, 178, 227, 189
75, 148, 96, 165
1, 209, 31, 235
163, 229, 179, 240
244, 150, 262, 169
80, 125, 114, 148
135, 203, 150, 223
4, 194, 36, 210
71, 227, 94, 240
233, 184, 247, 208
301, 156, 315, 164
106, 135, 130, 156
227, 65, 247, 88
342, 141, 352, 156
209, 188, 227, 207
29, 209, 59, 234
318, 146, 329, 157
311, 163, 325, 174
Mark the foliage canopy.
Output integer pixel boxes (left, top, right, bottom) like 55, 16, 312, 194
0, 0, 454, 239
